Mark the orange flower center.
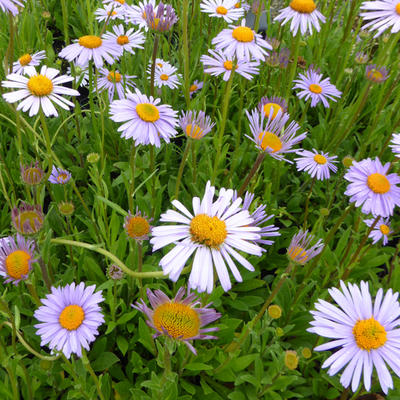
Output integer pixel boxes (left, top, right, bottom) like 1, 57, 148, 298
216, 6, 228, 15
290, 0, 316, 13
27, 75, 53, 96
108, 10, 117, 16
223, 60, 237, 70
396, 3, 400, 15
288, 246, 308, 262
380, 224, 390, 235
160, 74, 169, 81
189, 84, 198, 92
125, 216, 150, 238
117, 35, 129, 45
107, 71, 122, 83
57, 173, 69, 182
313, 154, 327, 165
78, 35, 102, 49
186, 124, 204, 139
263, 103, 282, 119
367, 69, 383, 81
136, 103, 160, 122
232, 26, 254, 42
5, 250, 31, 279
190, 213, 227, 247
353, 317, 387, 351
59, 305, 85, 330
309, 83, 322, 94
367, 173, 391, 194
19, 54, 32, 66
258, 131, 282, 152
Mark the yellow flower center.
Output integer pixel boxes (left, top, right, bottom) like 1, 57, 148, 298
19, 54, 32, 66
367, 69, 383, 81
189, 84, 198, 92
234, 2, 240, 8
186, 124, 204, 139
380, 224, 390, 235
78, 35, 102, 49
15, 210, 43, 234
5, 250, 31, 279
232, 26, 254, 42
157, 62, 163, 67
223, 60, 236, 70
263, 103, 282, 119
125, 216, 150, 238
108, 11, 117, 16
258, 131, 282, 152
313, 154, 327, 165
117, 35, 129, 45
59, 305, 85, 331
309, 83, 322, 94
160, 74, 169, 81
153, 302, 200, 339
288, 246, 308, 262
57, 173, 69, 182
367, 173, 391, 194
150, 18, 160, 29
190, 213, 227, 248
107, 71, 122, 83
396, 3, 400, 15
290, 0, 316, 13
27, 75, 53, 97
353, 317, 387, 351
136, 103, 160, 122
216, 6, 228, 15
115, 0, 125, 3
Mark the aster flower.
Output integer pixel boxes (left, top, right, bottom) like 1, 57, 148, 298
2, 66, 80, 117
200, 0, 244, 23
48, 166, 71, 184
293, 67, 342, 108
234, 1, 250, 11
364, 217, 392, 245
389, 133, 400, 157
274, 0, 326, 36
366, 64, 389, 83
295, 149, 338, 180
124, 209, 152, 241
133, 287, 221, 354
355, 52, 369, 64
0, 0, 24, 15
212, 20, 271, 61
34, 282, 104, 359
94, 4, 125, 22
344, 157, 400, 217
179, 110, 215, 140
308, 281, 400, 394
67, 66, 89, 88
13, 51, 46, 75
20, 161, 45, 185
152, 64, 182, 89
143, 1, 178, 32
125, 0, 158, 30
103, 24, 145, 56
258, 96, 287, 120
59, 34, 120, 69
12, 203, 44, 235
201, 49, 260, 81
287, 229, 324, 264
58, 201, 75, 217
246, 108, 307, 163
150, 181, 264, 293
109, 89, 178, 147
189, 80, 203, 97
0, 234, 37, 285
96, 68, 136, 102
360, 0, 400, 38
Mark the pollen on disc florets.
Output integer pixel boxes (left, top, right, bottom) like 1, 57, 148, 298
186, 124, 204, 139
309, 83, 322, 94
216, 6, 228, 15
160, 74, 169, 81
380, 224, 390, 235
117, 35, 129, 45
367, 173, 391, 194
19, 54, 32, 66
263, 103, 282, 119
107, 71, 122, 83
232, 26, 254, 42
125, 215, 150, 239
59, 305, 85, 330
136, 103, 160, 122
290, 0, 317, 13
314, 154, 327, 165
6, 250, 31, 279
353, 317, 387, 351
190, 213, 227, 248
258, 131, 282, 152
78, 35, 102, 49
288, 246, 308, 261
27, 75, 54, 97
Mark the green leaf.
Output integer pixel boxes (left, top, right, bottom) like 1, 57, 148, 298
185, 363, 213, 371
117, 336, 129, 356
230, 354, 258, 372
91, 352, 119, 372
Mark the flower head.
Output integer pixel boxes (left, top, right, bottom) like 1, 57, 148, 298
133, 287, 221, 354
308, 281, 400, 394
151, 63, 182, 89
287, 229, 323, 264
125, 0, 158, 30
12, 203, 44, 235
0, 234, 37, 285
20, 161, 45, 185
151, 181, 264, 293
389, 133, 400, 158
364, 217, 392, 245
143, 1, 178, 32
48, 166, 71, 184
109, 88, 179, 147
2, 66, 80, 117
355, 52, 369, 64
293, 67, 342, 108
200, 0, 244, 23
96, 68, 136, 102
0, 0, 24, 15
344, 157, 400, 217
274, 0, 326, 36
366, 64, 389, 83
13, 51, 46, 75
124, 210, 152, 241
189, 80, 203, 97
258, 96, 287, 120
246, 108, 307, 163
94, 4, 125, 22
179, 110, 215, 140
295, 149, 338, 180
103, 24, 145, 56
34, 282, 104, 358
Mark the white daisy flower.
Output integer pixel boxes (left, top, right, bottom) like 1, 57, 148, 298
152, 64, 182, 89
0, 0, 24, 15
96, 68, 136, 102
389, 133, 400, 158
200, 0, 244, 23
2, 65, 80, 117
295, 149, 338, 180
150, 181, 264, 293
364, 217, 392, 245
103, 24, 145, 57
13, 51, 46, 75
94, 4, 125, 23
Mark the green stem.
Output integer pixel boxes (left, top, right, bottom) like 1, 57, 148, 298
129, 144, 137, 212
60, 0, 69, 44
150, 35, 160, 97
150, 146, 156, 218
38, 257, 52, 290
39, 110, 53, 181
174, 139, 191, 200
137, 242, 144, 298
62, 355, 91, 400
81, 350, 105, 400
237, 152, 266, 197
303, 177, 316, 230
285, 32, 301, 101
6, 12, 15, 74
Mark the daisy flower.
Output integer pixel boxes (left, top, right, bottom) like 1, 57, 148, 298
12, 202, 44, 235
201, 49, 260, 81
246, 108, 307, 163
109, 89, 179, 147
0, 234, 37, 285
2, 66, 80, 117
13, 51, 46, 75
103, 24, 145, 56
152, 64, 182, 89
94, 4, 125, 22
360, 0, 400, 38
20, 161, 45, 185
234, 1, 250, 11
34, 282, 104, 359
200, 0, 244, 23
179, 110, 215, 140
364, 217, 392, 245
389, 133, 400, 157
133, 287, 221, 354
287, 229, 324, 264
293, 67, 342, 108
124, 209, 152, 241
295, 149, 338, 180
0, 0, 24, 15
189, 80, 203, 97
274, 0, 326, 36
150, 181, 264, 293
366, 64, 389, 83
308, 281, 400, 394
59, 34, 120, 69
96, 68, 136, 102
125, 0, 158, 30
344, 157, 400, 217
212, 20, 272, 61
258, 96, 287, 120
143, 2, 178, 32
48, 166, 71, 184
67, 66, 90, 87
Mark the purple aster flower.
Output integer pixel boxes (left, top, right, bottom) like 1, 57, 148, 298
179, 110, 215, 140
389, 133, 400, 158
133, 287, 221, 354
295, 149, 338, 180
96, 68, 136, 102
366, 64, 389, 83
293, 67, 342, 108
355, 52, 369, 64
287, 230, 323, 264
34, 282, 104, 358
308, 281, 400, 394
364, 217, 392, 245
20, 161, 45, 185
0, 0, 24, 15
12, 203, 44, 235
200, 0, 244, 23
125, 0, 158, 31
13, 51, 46, 75
344, 157, 400, 217
48, 166, 71, 184
189, 80, 203, 97
258, 96, 287, 120
124, 209, 152, 241
103, 24, 145, 57
143, 1, 178, 32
